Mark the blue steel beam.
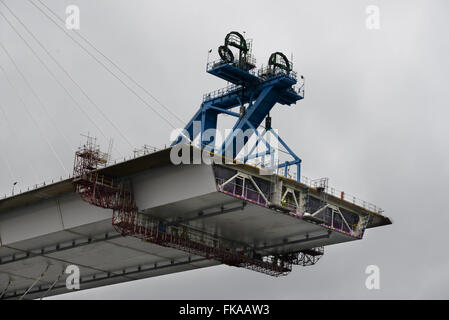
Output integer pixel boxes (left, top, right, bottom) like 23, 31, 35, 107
172, 49, 304, 181
219, 85, 279, 159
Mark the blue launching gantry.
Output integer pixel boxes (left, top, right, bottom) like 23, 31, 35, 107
172, 31, 305, 181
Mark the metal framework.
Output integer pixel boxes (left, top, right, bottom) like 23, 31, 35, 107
213, 165, 373, 240
217, 172, 269, 206
172, 31, 305, 181
303, 203, 370, 238
288, 247, 324, 266
66, 32, 360, 278
73, 135, 135, 214
111, 209, 292, 277
71, 136, 321, 277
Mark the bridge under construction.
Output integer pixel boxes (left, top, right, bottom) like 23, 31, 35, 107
0, 31, 391, 299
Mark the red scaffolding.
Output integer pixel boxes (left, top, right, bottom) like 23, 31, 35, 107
111, 210, 292, 276
72, 136, 136, 213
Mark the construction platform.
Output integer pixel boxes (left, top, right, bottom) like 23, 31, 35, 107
0, 145, 391, 299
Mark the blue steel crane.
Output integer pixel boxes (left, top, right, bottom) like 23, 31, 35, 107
172, 31, 305, 181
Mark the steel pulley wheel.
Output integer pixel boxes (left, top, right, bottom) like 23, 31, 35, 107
268, 52, 292, 72
218, 45, 234, 63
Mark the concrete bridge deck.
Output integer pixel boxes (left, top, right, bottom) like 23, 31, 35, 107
0, 146, 391, 299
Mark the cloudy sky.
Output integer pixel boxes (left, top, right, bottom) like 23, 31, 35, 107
1, 0, 448, 299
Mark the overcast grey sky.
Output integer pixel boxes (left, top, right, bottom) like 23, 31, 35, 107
1, 0, 448, 299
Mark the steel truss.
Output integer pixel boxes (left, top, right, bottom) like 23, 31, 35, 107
284, 247, 324, 266
217, 172, 269, 206
303, 203, 370, 238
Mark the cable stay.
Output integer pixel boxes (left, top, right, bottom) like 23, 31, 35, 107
0, 30, 109, 151
0, 4, 126, 158
36, 0, 185, 127
0, 101, 40, 184
0, 103, 16, 182
28, 0, 181, 131
0, 0, 135, 153
0, 11, 74, 153
0, 62, 68, 175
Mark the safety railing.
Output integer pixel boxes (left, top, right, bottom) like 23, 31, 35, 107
257, 65, 297, 81
244, 54, 257, 68
207, 58, 226, 71
300, 176, 383, 214
1, 144, 167, 201
206, 58, 258, 74
273, 170, 382, 214
133, 145, 160, 157
203, 84, 242, 102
